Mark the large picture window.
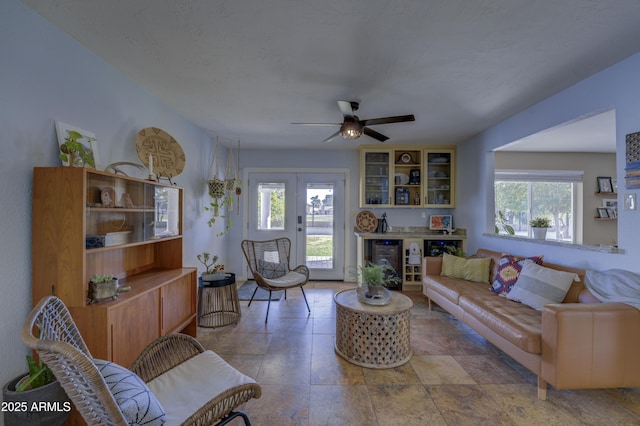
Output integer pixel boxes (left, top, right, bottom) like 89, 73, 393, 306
495, 170, 583, 243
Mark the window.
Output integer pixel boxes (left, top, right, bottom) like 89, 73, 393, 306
257, 183, 285, 230
495, 170, 583, 242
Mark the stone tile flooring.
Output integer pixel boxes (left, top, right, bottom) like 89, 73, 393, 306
197, 281, 640, 425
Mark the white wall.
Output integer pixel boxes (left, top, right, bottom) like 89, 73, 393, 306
494, 151, 617, 245
457, 52, 640, 270
0, 0, 224, 409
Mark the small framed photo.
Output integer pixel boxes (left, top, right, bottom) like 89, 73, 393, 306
603, 199, 618, 209
597, 176, 613, 193
429, 215, 452, 230
55, 121, 100, 169
597, 207, 609, 218
606, 207, 617, 218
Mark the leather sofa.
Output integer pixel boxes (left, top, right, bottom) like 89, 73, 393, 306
422, 248, 640, 400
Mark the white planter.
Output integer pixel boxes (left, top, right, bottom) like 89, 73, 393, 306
532, 227, 548, 240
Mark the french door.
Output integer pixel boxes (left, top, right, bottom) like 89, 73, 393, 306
247, 171, 345, 280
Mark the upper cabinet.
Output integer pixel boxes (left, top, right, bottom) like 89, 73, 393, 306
424, 147, 455, 208
359, 146, 456, 208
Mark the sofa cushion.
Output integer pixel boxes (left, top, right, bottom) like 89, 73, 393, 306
425, 275, 490, 305
93, 359, 166, 426
491, 254, 544, 295
507, 262, 579, 310
441, 254, 492, 284
459, 293, 542, 354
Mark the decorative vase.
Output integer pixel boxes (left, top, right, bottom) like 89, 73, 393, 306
71, 151, 84, 167
366, 285, 385, 297
2, 375, 71, 426
532, 227, 548, 240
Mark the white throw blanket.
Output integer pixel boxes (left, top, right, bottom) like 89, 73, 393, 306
585, 269, 640, 310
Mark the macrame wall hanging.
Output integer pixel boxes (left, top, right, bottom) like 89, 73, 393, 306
207, 136, 225, 217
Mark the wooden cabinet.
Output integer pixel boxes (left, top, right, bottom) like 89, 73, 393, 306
32, 167, 197, 367
359, 146, 456, 208
424, 147, 455, 208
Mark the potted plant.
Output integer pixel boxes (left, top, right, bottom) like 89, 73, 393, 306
87, 274, 130, 304
2, 354, 71, 425
358, 261, 401, 296
58, 130, 96, 168
530, 216, 551, 240
197, 252, 225, 281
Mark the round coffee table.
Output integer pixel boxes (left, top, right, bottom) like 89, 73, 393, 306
334, 288, 413, 368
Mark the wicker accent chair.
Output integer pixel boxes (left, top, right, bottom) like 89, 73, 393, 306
21, 296, 262, 426
241, 238, 311, 322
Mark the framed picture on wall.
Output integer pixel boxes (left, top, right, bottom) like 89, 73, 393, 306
55, 121, 100, 169
429, 215, 452, 230
597, 176, 613, 193
597, 207, 609, 218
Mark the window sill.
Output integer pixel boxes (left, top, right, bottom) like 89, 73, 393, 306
482, 233, 622, 254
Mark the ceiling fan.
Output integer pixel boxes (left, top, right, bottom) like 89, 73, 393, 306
292, 100, 415, 143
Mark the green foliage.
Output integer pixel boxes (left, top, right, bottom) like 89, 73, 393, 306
197, 252, 223, 274
16, 355, 55, 392
495, 210, 515, 235
444, 245, 465, 257
89, 274, 116, 283
358, 261, 401, 287
59, 130, 96, 168
530, 216, 551, 228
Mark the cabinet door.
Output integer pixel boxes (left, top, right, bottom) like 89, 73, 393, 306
424, 149, 456, 208
360, 150, 391, 207
161, 274, 196, 335
110, 290, 160, 367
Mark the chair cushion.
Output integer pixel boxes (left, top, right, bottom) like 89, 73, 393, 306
507, 262, 580, 310
93, 359, 166, 426
263, 271, 307, 288
147, 350, 258, 425
257, 259, 287, 278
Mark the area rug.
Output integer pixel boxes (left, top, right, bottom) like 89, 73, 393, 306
237, 281, 283, 301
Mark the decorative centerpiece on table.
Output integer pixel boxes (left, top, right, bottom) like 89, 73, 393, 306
197, 252, 225, 281
356, 261, 401, 305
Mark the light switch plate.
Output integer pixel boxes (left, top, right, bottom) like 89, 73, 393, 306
624, 193, 637, 211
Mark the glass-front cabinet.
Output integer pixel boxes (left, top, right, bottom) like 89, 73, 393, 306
361, 150, 391, 206
86, 172, 181, 248
424, 148, 455, 208
359, 145, 456, 208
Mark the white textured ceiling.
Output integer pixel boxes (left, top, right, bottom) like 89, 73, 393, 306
21, 0, 640, 151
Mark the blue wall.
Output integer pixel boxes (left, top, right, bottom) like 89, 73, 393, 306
457, 53, 640, 270
0, 0, 225, 401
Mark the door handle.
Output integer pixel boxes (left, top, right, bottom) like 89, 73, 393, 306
298, 227, 303, 232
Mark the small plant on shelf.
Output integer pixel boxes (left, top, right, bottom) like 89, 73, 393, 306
197, 252, 225, 280
89, 274, 116, 283
529, 216, 551, 228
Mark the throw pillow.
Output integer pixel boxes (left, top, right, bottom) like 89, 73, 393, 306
506, 262, 580, 310
93, 359, 166, 426
257, 259, 288, 279
491, 254, 544, 295
441, 253, 492, 284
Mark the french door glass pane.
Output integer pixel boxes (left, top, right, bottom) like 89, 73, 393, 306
306, 183, 334, 269
257, 183, 285, 230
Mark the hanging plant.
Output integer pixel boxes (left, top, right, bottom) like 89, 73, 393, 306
205, 137, 237, 235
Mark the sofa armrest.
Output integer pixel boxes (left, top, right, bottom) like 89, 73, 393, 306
541, 302, 640, 390
423, 256, 443, 276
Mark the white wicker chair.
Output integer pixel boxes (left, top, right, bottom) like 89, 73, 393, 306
241, 238, 311, 322
21, 296, 262, 425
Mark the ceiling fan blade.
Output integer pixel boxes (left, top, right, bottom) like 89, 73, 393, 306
361, 114, 415, 126
337, 100, 355, 118
322, 130, 342, 143
363, 127, 389, 142
291, 122, 341, 126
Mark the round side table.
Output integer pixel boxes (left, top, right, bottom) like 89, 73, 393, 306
198, 273, 241, 328
334, 288, 413, 368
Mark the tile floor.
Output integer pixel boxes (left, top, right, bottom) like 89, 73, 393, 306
197, 281, 640, 425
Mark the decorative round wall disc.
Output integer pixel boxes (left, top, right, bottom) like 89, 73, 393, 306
136, 127, 185, 178
355, 210, 378, 233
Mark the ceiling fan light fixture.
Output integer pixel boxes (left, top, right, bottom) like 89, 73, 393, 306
340, 121, 362, 140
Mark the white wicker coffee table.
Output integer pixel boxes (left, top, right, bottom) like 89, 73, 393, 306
334, 288, 413, 368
